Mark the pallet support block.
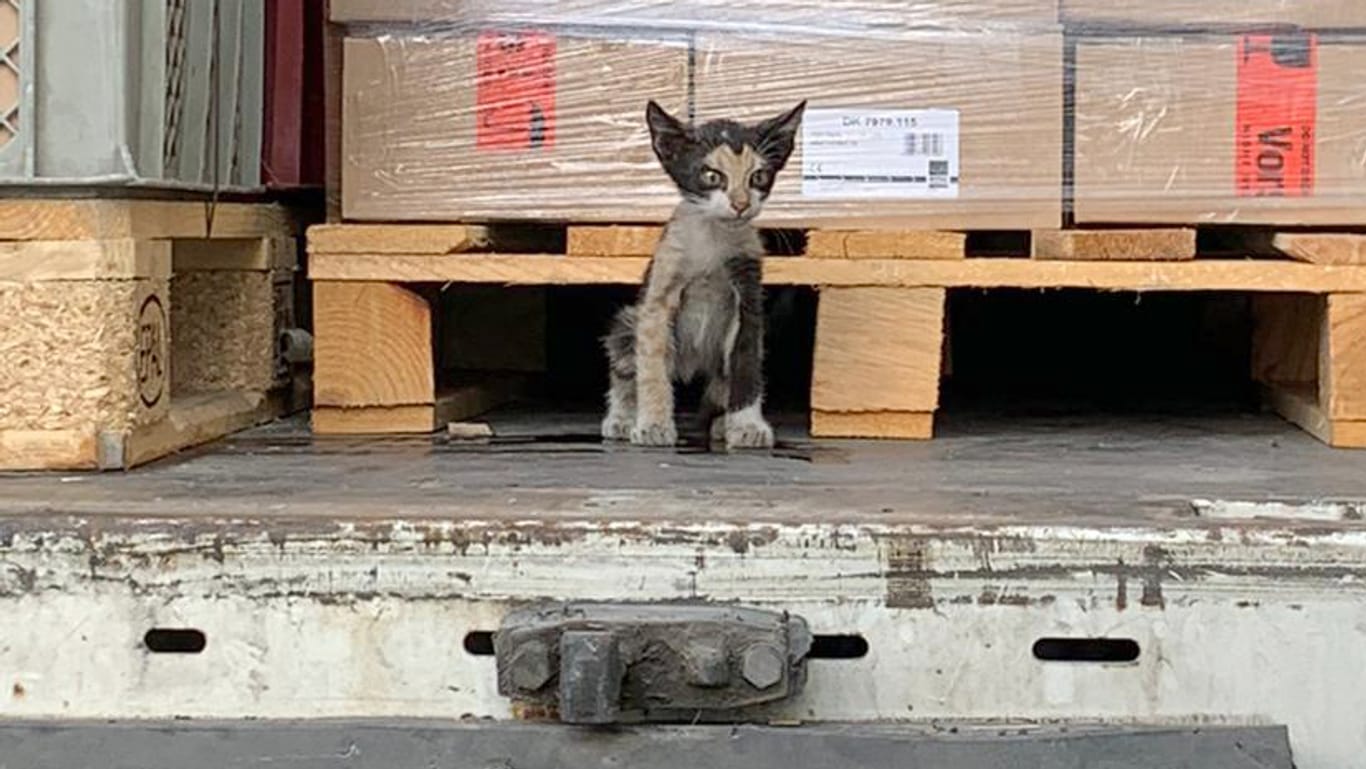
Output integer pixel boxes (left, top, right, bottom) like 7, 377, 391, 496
1255, 293, 1366, 448
313, 281, 436, 434
811, 287, 945, 439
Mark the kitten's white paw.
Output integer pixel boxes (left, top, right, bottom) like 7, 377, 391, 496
631, 420, 678, 447
709, 417, 727, 443
724, 403, 774, 450
601, 413, 633, 441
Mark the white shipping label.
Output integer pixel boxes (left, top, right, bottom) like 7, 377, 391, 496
800, 108, 960, 200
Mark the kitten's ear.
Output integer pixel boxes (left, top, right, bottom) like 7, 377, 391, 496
646, 100, 688, 163
755, 100, 806, 169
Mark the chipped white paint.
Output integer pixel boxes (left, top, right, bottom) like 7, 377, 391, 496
2, 518, 1366, 769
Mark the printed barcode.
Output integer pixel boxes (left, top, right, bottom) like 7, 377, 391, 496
904, 132, 946, 157
928, 160, 949, 189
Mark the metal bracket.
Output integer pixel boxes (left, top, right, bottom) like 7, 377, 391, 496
494, 603, 812, 724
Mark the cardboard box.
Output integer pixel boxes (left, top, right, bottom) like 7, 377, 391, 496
331, 0, 1061, 28
1074, 35, 1366, 226
695, 30, 1065, 229
342, 34, 689, 222
1062, 0, 1366, 29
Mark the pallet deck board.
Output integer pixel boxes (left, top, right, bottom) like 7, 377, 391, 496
308, 252, 1366, 293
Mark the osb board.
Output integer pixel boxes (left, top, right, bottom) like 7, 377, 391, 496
307, 253, 1366, 293
0, 240, 171, 281
0, 430, 98, 471
171, 270, 286, 395
0, 279, 170, 432
0, 201, 296, 241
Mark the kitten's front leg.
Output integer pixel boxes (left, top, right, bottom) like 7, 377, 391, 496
631, 293, 679, 447
724, 258, 774, 450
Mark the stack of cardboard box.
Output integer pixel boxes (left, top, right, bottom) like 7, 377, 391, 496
1065, 1, 1366, 225
330, 0, 1064, 229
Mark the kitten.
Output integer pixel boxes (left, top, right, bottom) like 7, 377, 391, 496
601, 99, 806, 449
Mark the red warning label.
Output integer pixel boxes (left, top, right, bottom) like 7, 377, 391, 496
476, 32, 556, 150
1236, 33, 1317, 197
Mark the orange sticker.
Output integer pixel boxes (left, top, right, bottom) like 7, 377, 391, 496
476, 32, 556, 151
1236, 34, 1317, 197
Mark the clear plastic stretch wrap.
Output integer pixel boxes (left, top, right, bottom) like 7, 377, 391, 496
332, 0, 1366, 228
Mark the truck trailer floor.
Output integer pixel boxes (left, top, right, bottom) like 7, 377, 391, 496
1, 410, 1365, 769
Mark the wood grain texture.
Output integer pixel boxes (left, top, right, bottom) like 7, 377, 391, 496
806, 230, 965, 259
567, 226, 662, 257
0, 240, 171, 281
307, 253, 1366, 292
1322, 294, 1366, 420
1251, 294, 1322, 386
313, 281, 433, 408
309, 224, 487, 255
0, 201, 293, 240
810, 411, 934, 440
115, 390, 284, 469
1032, 229, 1196, 261
1264, 384, 1366, 449
812, 287, 945, 413
0, 430, 98, 470
1274, 233, 1366, 266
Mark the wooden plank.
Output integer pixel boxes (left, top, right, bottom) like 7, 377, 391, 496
111, 390, 284, 469
1274, 233, 1366, 266
307, 254, 1366, 293
172, 238, 297, 272
1032, 229, 1196, 261
810, 411, 934, 440
312, 404, 437, 434
812, 287, 944, 414
806, 230, 965, 260
314, 281, 433, 408
1264, 384, 1366, 450
567, 226, 662, 257
0, 201, 294, 240
0, 430, 98, 471
1321, 294, 1366, 420
1251, 294, 1322, 386
308, 224, 488, 255
0, 240, 171, 281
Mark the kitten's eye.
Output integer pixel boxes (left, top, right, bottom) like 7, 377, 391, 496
750, 169, 771, 188
700, 168, 725, 188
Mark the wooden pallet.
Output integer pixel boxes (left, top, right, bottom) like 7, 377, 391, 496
0, 200, 305, 470
307, 223, 1366, 446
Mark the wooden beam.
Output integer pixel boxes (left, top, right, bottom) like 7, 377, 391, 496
810, 411, 934, 440
312, 382, 521, 435
306, 254, 1366, 293
811, 287, 944, 439
1032, 229, 1196, 261
1274, 233, 1366, 266
110, 390, 285, 469
313, 281, 433, 408
0, 240, 171, 281
173, 237, 297, 271
806, 230, 965, 260
567, 226, 662, 257
1264, 384, 1366, 450
308, 224, 488, 255
0, 430, 98, 471
0, 200, 293, 240
1251, 294, 1321, 387
1321, 294, 1366, 421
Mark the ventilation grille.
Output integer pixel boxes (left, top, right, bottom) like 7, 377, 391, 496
163, 0, 188, 171
0, 0, 21, 149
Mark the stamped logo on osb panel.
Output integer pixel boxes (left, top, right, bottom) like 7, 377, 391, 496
1236, 33, 1318, 198
475, 32, 556, 151
137, 293, 167, 409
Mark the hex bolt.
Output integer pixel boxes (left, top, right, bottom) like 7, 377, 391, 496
741, 644, 785, 690
509, 639, 553, 692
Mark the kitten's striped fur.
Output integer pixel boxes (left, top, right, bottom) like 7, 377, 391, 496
602, 100, 805, 448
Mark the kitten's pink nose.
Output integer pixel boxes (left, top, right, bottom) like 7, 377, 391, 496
731, 199, 750, 215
